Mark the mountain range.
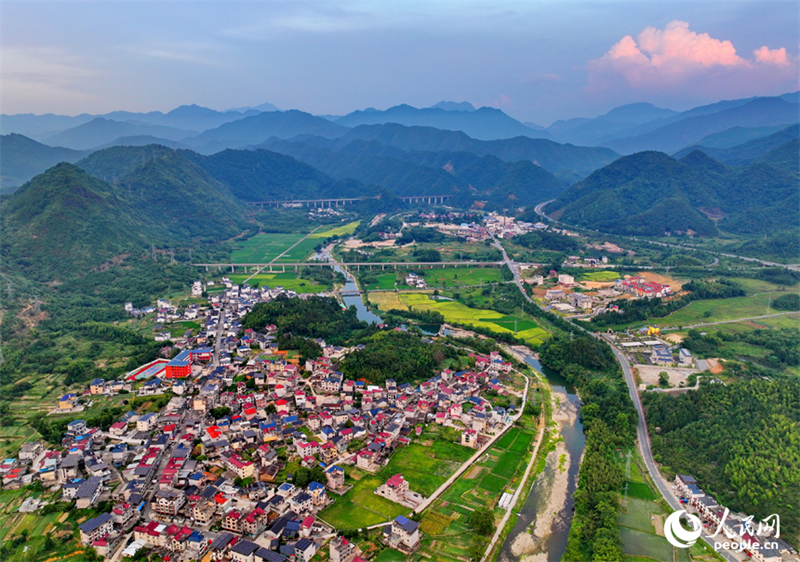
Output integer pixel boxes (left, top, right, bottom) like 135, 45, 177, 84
545, 138, 799, 237
334, 104, 552, 141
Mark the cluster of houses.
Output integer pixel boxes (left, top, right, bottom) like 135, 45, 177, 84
2, 274, 522, 560
614, 276, 672, 298
674, 475, 792, 562
404, 272, 427, 288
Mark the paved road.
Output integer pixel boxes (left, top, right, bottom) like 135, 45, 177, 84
610, 342, 739, 562
212, 309, 226, 366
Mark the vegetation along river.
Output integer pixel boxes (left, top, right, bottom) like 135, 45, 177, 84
498, 357, 586, 562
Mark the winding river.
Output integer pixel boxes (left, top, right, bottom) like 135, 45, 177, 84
498, 357, 586, 562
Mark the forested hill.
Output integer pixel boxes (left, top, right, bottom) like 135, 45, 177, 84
180, 148, 373, 201
643, 380, 800, 546
545, 144, 799, 236
1, 151, 248, 280
0, 163, 149, 280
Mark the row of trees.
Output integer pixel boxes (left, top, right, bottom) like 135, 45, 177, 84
540, 334, 637, 562
642, 379, 800, 543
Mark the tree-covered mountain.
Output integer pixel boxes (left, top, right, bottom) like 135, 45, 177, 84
77, 144, 177, 182
1, 149, 249, 280
95, 149, 247, 241
0, 134, 88, 190
180, 148, 373, 201
672, 124, 799, 165
258, 136, 567, 207
546, 145, 799, 236
603, 97, 799, 155
186, 110, 348, 152
336, 104, 552, 141
339, 123, 619, 178
45, 117, 198, 150
0, 163, 149, 279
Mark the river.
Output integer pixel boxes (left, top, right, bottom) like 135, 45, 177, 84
498, 357, 586, 562
334, 264, 383, 324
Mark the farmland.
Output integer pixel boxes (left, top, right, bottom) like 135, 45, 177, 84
319, 425, 473, 530
580, 270, 620, 282
230, 232, 310, 263
359, 267, 505, 291
368, 292, 548, 345
226, 272, 329, 293
415, 426, 537, 562
309, 220, 361, 239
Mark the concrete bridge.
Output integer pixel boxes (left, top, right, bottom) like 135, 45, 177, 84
193, 261, 502, 273
244, 194, 452, 208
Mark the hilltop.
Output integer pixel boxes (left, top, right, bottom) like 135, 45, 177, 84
546, 143, 799, 237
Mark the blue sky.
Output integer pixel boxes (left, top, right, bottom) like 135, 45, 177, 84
2, 1, 798, 125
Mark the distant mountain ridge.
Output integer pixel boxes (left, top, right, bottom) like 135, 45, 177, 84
46, 118, 198, 150
0, 134, 87, 190
601, 97, 799, 154
672, 124, 799, 165
336, 104, 553, 141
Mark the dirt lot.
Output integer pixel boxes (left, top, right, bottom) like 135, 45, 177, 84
342, 239, 397, 249
636, 271, 684, 292
635, 365, 698, 388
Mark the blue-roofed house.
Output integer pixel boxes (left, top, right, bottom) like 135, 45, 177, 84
384, 515, 421, 554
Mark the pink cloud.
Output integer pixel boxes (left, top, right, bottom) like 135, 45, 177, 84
589, 21, 798, 97
754, 46, 790, 65
490, 93, 513, 108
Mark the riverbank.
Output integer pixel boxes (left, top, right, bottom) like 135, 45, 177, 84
494, 354, 585, 562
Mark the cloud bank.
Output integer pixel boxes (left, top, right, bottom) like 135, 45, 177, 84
589, 20, 797, 96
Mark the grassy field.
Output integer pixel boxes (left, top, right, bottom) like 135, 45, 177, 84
632, 290, 798, 330
319, 426, 473, 530
227, 272, 329, 293
369, 292, 548, 345
231, 232, 309, 263
362, 273, 399, 291
310, 221, 361, 239
414, 267, 505, 287
580, 270, 620, 282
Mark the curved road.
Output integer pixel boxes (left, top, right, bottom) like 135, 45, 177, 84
610, 344, 738, 562
494, 233, 738, 561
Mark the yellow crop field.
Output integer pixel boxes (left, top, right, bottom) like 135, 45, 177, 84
309, 221, 361, 238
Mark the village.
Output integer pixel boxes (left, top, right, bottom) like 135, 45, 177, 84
0, 276, 523, 562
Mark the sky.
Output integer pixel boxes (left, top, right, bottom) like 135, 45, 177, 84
2, 1, 798, 125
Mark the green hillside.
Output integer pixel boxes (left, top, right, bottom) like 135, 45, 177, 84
181, 148, 369, 201
547, 145, 799, 237
0, 163, 147, 279
117, 150, 247, 241
77, 144, 175, 182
